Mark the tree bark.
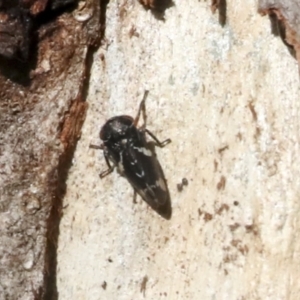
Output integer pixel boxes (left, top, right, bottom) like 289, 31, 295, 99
2, 0, 300, 299
0, 0, 100, 299
57, 0, 300, 299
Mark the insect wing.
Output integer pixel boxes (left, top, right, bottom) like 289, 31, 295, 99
121, 130, 170, 214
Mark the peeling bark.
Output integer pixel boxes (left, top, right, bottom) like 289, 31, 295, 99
259, 0, 300, 63
0, 0, 100, 298
2, 0, 300, 299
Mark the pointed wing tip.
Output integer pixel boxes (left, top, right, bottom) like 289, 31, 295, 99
155, 199, 172, 220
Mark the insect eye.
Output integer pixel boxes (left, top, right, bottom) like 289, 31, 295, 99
119, 115, 134, 123
100, 115, 134, 140
100, 123, 110, 140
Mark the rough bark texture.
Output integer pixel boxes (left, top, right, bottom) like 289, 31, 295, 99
0, 0, 100, 299
56, 0, 300, 299
259, 0, 300, 63
2, 0, 300, 299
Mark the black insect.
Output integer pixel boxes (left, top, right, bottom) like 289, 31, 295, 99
90, 91, 172, 219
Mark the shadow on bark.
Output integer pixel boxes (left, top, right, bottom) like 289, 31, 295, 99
139, 0, 175, 21
268, 13, 296, 59
43, 149, 74, 300
0, 1, 77, 85
211, 0, 226, 27
217, 0, 226, 27
42, 0, 107, 298
0, 56, 35, 86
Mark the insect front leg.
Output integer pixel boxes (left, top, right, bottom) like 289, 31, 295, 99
133, 189, 138, 204
89, 144, 115, 178
100, 154, 115, 178
145, 129, 171, 148
134, 91, 171, 147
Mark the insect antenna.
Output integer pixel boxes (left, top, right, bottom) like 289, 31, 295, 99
134, 90, 149, 129
99, 154, 114, 178
89, 144, 115, 178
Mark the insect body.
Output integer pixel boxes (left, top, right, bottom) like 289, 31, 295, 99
90, 91, 171, 219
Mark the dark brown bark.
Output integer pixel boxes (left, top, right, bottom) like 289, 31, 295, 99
259, 0, 300, 62
0, 0, 100, 298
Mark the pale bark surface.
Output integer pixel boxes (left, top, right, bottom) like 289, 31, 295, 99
259, 0, 300, 62
57, 0, 300, 300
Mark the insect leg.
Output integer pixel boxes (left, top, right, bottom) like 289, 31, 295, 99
89, 144, 104, 150
133, 189, 137, 204
145, 129, 171, 147
100, 154, 115, 178
134, 90, 149, 129
90, 144, 115, 178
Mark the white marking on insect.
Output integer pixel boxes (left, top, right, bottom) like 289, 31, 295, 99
130, 160, 137, 165
155, 178, 167, 192
118, 163, 124, 174
118, 153, 125, 174
136, 169, 145, 178
134, 146, 152, 157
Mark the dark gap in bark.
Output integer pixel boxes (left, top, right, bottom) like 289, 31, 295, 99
0, 1, 78, 84
80, 0, 109, 101
100, 0, 109, 40
211, 0, 226, 27
36, 2, 78, 26
268, 13, 296, 59
217, 0, 226, 27
43, 0, 106, 298
151, 0, 175, 21
43, 143, 77, 300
